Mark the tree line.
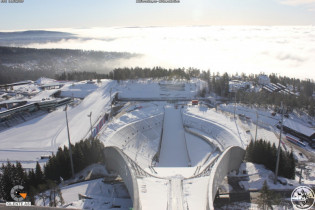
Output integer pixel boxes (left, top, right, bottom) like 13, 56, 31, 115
110, 67, 202, 81
236, 91, 315, 116
0, 138, 105, 205
44, 138, 105, 181
245, 139, 295, 179
55, 71, 109, 81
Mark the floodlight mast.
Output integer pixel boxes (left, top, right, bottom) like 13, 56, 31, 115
64, 104, 75, 178
274, 101, 284, 184
255, 111, 258, 141
88, 112, 93, 138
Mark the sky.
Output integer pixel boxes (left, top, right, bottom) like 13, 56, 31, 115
0, 0, 315, 30
0, 0, 315, 80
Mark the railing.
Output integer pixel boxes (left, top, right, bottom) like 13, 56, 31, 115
180, 108, 192, 167
153, 106, 166, 164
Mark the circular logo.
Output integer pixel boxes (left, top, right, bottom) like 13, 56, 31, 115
10, 185, 27, 202
291, 186, 315, 210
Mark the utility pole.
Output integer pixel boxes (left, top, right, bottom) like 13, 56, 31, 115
299, 167, 303, 184
109, 88, 113, 120
87, 111, 93, 138
234, 90, 237, 119
298, 164, 306, 184
274, 101, 284, 184
255, 111, 259, 141
64, 104, 75, 178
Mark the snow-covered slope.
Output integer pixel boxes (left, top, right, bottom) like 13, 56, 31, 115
117, 78, 205, 99
0, 80, 116, 168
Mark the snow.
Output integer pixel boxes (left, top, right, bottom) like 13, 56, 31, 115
36, 178, 132, 210
0, 80, 115, 168
183, 177, 210, 210
2, 78, 315, 209
100, 102, 164, 138
292, 150, 308, 162
169, 178, 184, 210
158, 106, 190, 167
185, 132, 213, 167
183, 106, 248, 149
60, 81, 100, 98
233, 162, 300, 191
283, 118, 315, 137
219, 104, 279, 129
117, 79, 205, 100
29, 89, 60, 101
100, 104, 164, 168
216, 202, 291, 210
303, 162, 315, 185
152, 167, 196, 178
137, 177, 169, 210
36, 77, 57, 85
236, 117, 282, 148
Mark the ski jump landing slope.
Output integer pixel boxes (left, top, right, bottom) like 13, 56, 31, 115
102, 105, 245, 210
158, 106, 190, 167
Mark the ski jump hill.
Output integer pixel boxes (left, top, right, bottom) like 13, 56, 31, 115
100, 105, 246, 210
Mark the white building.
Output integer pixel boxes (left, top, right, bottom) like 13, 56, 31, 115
258, 75, 270, 85
229, 80, 251, 92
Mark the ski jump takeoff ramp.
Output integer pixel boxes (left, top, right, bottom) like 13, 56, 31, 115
102, 106, 245, 210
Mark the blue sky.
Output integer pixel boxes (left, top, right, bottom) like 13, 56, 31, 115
0, 0, 315, 30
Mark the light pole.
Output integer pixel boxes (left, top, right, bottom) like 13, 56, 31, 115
87, 111, 93, 138
64, 104, 75, 178
255, 111, 259, 141
109, 88, 113, 120
234, 89, 237, 119
274, 101, 284, 184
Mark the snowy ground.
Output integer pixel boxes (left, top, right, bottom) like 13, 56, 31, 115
117, 78, 205, 100
0, 79, 115, 169
185, 132, 213, 167
219, 103, 315, 163
226, 161, 315, 192
183, 105, 249, 149
60, 80, 100, 99
3, 78, 314, 209
216, 202, 292, 210
137, 177, 169, 210
157, 106, 190, 167
183, 176, 210, 210
35, 178, 132, 210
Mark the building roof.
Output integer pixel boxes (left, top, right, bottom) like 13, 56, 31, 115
283, 119, 315, 138
0, 100, 27, 106
39, 83, 64, 88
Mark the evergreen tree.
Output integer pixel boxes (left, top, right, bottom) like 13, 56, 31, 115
35, 162, 44, 186
257, 181, 280, 209
244, 139, 295, 179
257, 181, 272, 210
245, 140, 254, 162
0, 162, 13, 201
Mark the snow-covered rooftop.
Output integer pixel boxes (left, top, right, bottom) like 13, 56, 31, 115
283, 118, 315, 138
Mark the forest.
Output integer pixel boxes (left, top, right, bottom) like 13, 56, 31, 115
0, 46, 138, 84
0, 138, 105, 204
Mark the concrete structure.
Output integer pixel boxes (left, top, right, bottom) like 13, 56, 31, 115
101, 107, 246, 209
208, 146, 245, 209
104, 146, 142, 210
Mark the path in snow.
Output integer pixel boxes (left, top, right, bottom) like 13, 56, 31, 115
169, 178, 184, 210
158, 106, 189, 167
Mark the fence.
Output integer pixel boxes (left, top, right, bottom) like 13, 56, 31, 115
92, 113, 109, 138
